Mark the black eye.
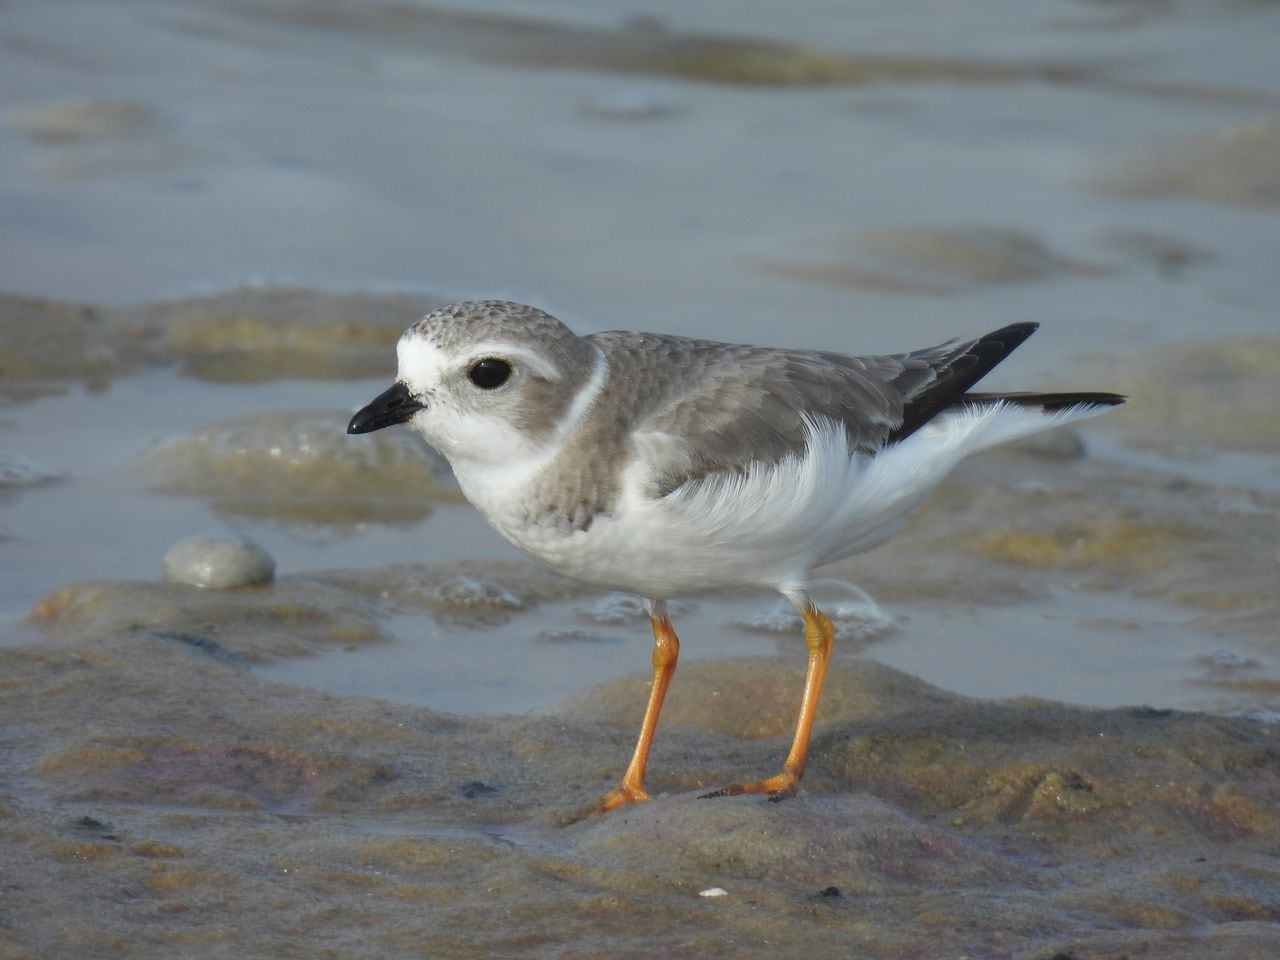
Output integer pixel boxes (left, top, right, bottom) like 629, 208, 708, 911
468, 358, 511, 389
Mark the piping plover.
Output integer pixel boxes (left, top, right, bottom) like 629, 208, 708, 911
348, 300, 1123, 816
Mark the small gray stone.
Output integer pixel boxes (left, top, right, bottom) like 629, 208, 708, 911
163, 535, 275, 589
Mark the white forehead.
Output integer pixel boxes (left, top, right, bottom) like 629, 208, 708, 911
396, 332, 446, 385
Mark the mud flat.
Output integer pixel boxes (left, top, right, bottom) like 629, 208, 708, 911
5, 591, 1280, 958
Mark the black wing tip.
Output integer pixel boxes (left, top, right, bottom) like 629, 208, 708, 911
887, 321, 1042, 444
964, 323, 1040, 370
977, 321, 1039, 354
989, 320, 1040, 338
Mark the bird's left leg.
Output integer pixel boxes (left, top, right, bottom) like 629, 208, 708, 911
701, 591, 833, 801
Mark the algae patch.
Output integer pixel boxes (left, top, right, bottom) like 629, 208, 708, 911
0, 294, 136, 402
1093, 116, 1280, 208
249, 2, 1085, 89
145, 288, 442, 383
754, 226, 1105, 296
137, 410, 456, 525
1089, 335, 1280, 453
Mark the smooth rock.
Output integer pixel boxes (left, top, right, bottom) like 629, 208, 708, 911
162, 535, 275, 589
137, 410, 454, 525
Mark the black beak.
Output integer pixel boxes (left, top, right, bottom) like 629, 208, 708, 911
347, 382, 425, 434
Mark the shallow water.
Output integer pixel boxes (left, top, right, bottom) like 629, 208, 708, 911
255, 584, 1269, 718
7, 364, 1278, 720
3, 0, 1280, 956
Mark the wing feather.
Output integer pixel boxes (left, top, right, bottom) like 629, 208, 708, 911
585, 323, 1043, 499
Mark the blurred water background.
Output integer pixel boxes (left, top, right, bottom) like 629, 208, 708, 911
3, 0, 1279, 710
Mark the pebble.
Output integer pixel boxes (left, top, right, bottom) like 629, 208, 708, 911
162, 534, 275, 589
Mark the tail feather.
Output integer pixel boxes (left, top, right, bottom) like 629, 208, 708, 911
962, 391, 1127, 412
939, 391, 1125, 456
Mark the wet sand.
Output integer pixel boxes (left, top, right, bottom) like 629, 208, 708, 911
6, 602, 1279, 958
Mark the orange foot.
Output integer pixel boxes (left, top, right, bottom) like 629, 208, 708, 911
699, 769, 800, 803
596, 781, 650, 812
560, 781, 650, 825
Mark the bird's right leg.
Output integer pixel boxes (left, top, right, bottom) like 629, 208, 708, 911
578, 599, 679, 819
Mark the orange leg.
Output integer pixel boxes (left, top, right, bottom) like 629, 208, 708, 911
586, 604, 680, 816
702, 598, 834, 801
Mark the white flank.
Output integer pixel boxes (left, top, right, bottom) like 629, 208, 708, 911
555, 398, 1111, 597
